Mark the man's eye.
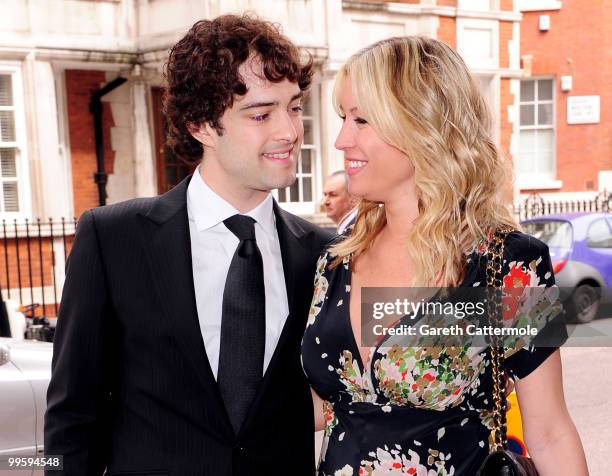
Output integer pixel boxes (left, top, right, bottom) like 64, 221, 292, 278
252, 113, 269, 122
290, 105, 303, 114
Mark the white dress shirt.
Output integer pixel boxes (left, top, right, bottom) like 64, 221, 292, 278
187, 169, 289, 379
337, 207, 358, 235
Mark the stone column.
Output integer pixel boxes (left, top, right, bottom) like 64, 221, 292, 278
131, 72, 157, 197
25, 57, 72, 220
22, 57, 72, 305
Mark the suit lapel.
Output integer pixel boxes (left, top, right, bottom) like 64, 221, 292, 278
137, 176, 233, 441
265, 202, 309, 376
275, 201, 300, 315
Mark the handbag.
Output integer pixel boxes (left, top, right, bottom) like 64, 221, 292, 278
476, 227, 539, 476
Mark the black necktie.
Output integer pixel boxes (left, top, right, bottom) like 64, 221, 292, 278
218, 214, 266, 433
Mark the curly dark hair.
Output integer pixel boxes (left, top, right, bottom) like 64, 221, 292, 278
163, 14, 313, 163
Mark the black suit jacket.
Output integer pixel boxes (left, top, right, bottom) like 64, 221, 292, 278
44, 176, 333, 476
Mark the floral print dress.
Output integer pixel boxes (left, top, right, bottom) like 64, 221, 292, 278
301, 230, 565, 476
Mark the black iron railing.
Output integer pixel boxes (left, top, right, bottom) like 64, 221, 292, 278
0, 217, 77, 317
515, 191, 612, 221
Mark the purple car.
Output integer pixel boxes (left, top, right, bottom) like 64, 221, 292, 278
521, 212, 612, 323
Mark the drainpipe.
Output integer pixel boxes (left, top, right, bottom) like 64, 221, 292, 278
90, 77, 127, 206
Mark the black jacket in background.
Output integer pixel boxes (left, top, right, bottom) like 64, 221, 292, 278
44, 176, 333, 476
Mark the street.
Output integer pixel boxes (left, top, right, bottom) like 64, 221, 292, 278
561, 320, 612, 476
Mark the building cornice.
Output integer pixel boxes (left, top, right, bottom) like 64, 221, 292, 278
473, 67, 524, 78
342, 1, 522, 21
0, 46, 138, 65
0, 43, 327, 69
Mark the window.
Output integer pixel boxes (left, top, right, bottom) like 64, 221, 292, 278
276, 91, 319, 215
519, 78, 555, 182
587, 219, 612, 249
0, 73, 21, 213
456, 19, 499, 70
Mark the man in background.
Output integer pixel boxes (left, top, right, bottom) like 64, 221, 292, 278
322, 170, 358, 234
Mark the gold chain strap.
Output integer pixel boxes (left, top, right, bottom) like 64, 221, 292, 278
485, 227, 514, 452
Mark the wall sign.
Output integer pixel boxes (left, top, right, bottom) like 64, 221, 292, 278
567, 96, 600, 124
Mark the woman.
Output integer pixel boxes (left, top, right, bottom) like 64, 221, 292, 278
301, 36, 587, 475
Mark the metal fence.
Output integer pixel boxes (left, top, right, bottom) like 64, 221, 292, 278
514, 191, 612, 221
0, 217, 77, 317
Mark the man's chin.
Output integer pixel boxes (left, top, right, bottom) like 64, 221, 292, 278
269, 175, 297, 191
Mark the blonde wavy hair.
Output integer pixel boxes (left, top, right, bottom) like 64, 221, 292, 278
330, 36, 518, 287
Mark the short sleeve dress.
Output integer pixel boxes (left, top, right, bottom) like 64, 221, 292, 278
301, 230, 566, 476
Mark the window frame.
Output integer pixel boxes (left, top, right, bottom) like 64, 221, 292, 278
518, 76, 557, 188
517, 0, 562, 12
587, 218, 612, 249
458, 0, 499, 11
456, 18, 500, 70
0, 62, 31, 219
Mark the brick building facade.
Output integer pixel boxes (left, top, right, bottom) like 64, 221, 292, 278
518, 0, 612, 200
65, 70, 117, 218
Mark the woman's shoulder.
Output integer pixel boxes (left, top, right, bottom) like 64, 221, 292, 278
465, 228, 553, 286
500, 229, 556, 287
503, 229, 551, 262
469, 228, 549, 259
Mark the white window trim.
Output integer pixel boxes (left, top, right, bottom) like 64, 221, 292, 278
53, 66, 75, 220
518, 76, 558, 191
517, 0, 562, 12
518, 191, 598, 208
518, 175, 563, 190
458, 0, 500, 12
456, 17, 500, 70
0, 62, 32, 220
476, 74, 501, 145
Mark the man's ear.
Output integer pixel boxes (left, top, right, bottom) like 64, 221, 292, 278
187, 122, 217, 149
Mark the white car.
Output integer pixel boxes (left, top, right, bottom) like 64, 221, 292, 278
0, 302, 52, 476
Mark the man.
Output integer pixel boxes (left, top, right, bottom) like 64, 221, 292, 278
322, 170, 358, 234
45, 15, 332, 476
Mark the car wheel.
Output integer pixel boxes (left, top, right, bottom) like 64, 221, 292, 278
571, 284, 600, 324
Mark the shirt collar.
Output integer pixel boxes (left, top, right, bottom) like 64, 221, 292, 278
338, 207, 358, 231
187, 167, 275, 236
